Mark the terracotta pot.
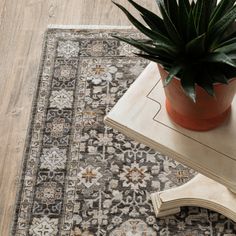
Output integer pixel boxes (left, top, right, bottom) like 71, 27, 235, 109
158, 64, 236, 131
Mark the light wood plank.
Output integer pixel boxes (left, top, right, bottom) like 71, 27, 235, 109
0, 0, 157, 235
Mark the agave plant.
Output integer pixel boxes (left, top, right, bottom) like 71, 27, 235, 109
113, 0, 236, 101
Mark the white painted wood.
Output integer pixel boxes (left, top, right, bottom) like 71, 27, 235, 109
150, 174, 236, 222
104, 62, 236, 219
104, 62, 236, 192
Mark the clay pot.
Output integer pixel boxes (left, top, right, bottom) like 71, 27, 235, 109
158, 64, 236, 131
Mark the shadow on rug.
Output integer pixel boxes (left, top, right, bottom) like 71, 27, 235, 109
12, 27, 236, 236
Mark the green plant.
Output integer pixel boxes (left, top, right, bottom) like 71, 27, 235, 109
113, 0, 236, 101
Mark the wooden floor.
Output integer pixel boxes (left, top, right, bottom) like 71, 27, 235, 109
0, 0, 158, 235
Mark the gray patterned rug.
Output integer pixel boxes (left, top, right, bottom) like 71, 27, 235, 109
12, 26, 236, 236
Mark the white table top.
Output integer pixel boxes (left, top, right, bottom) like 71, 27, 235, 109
105, 62, 236, 192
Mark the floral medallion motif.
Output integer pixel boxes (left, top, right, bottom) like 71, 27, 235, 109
77, 165, 103, 188
57, 40, 80, 59
40, 147, 67, 171
29, 217, 58, 236
50, 89, 73, 109
81, 59, 118, 85
35, 182, 62, 205
119, 163, 151, 191
80, 39, 119, 57
12, 28, 236, 236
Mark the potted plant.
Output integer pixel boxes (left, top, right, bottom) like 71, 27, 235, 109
113, 0, 236, 131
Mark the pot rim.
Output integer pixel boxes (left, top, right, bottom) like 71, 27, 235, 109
158, 63, 236, 87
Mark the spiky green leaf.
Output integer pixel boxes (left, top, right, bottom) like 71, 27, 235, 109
113, 36, 177, 58
217, 63, 236, 79
209, 0, 236, 28
113, 0, 236, 101
181, 0, 191, 11
157, 2, 183, 45
217, 37, 236, 48
163, 0, 179, 25
187, 8, 198, 42
193, 0, 205, 34
202, 52, 236, 68
190, 1, 195, 9
181, 68, 196, 102
163, 65, 182, 86
205, 0, 217, 23
209, 5, 236, 46
112, 1, 171, 43
201, 81, 215, 96
220, 25, 236, 42
178, 0, 189, 42
186, 33, 206, 57
127, 0, 167, 34
215, 42, 236, 53
197, 71, 215, 96
134, 53, 172, 67
212, 73, 229, 84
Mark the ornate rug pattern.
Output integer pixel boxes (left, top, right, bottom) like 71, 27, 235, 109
12, 27, 236, 236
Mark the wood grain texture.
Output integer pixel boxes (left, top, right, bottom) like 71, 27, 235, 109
0, 1, 157, 235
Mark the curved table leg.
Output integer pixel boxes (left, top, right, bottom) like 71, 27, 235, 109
150, 174, 236, 221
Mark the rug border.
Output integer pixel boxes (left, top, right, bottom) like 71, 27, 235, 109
10, 25, 134, 236
48, 24, 133, 29
10, 27, 51, 236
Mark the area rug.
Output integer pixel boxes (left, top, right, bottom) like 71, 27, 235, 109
12, 26, 236, 236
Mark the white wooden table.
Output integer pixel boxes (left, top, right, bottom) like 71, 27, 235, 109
104, 62, 236, 221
